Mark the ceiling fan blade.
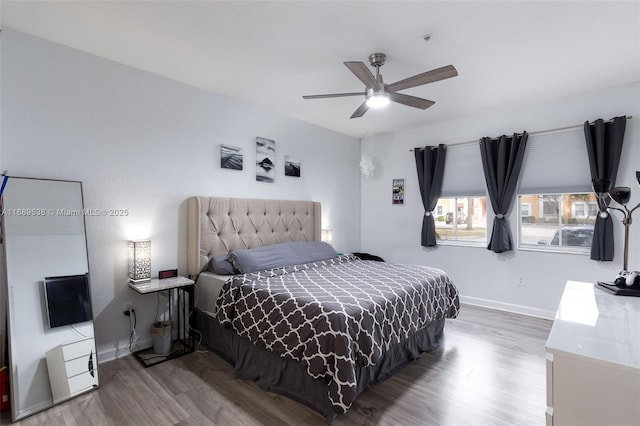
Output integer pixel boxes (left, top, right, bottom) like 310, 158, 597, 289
344, 61, 381, 90
303, 92, 365, 99
387, 65, 458, 92
390, 92, 435, 109
350, 102, 369, 119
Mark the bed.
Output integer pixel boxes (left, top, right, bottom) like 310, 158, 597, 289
187, 196, 459, 421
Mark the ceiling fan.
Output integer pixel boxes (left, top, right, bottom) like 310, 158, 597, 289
303, 53, 458, 119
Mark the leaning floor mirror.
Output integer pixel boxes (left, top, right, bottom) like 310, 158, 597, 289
1, 177, 98, 421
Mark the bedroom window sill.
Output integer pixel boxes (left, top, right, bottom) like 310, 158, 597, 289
518, 245, 590, 255
436, 240, 486, 248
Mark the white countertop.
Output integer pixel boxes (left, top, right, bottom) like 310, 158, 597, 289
546, 281, 640, 371
128, 276, 194, 294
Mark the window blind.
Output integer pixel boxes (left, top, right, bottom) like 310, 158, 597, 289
519, 127, 591, 194
441, 143, 486, 197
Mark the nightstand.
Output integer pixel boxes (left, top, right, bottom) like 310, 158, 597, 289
128, 276, 195, 367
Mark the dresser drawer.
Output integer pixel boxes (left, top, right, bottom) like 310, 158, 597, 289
46, 337, 98, 404
68, 370, 98, 395
64, 353, 94, 378
545, 352, 554, 425
61, 338, 95, 360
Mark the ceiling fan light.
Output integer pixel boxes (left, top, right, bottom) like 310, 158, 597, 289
366, 93, 390, 109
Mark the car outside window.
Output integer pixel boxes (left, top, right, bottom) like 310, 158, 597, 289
518, 193, 596, 253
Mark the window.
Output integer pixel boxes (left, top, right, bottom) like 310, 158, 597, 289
435, 196, 487, 244
572, 201, 588, 218
542, 195, 559, 217
519, 193, 596, 252
521, 202, 532, 221
437, 143, 488, 246
518, 128, 594, 254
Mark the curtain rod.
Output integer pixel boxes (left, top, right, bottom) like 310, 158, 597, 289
409, 115, 633, 152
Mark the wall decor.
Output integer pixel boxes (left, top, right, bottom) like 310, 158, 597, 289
284, 155, 301, 177
392, 178, 405, 205
220, 144, 243, 170
256, 137, 275, 182
360, 153, 376, 177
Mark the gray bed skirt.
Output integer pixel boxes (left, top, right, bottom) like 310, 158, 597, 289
195, 308, 445, 422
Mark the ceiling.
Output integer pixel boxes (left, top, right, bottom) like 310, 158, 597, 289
2, 1, 639, 139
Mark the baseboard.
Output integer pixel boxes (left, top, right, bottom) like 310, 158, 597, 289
459, 295, 555, 320
98, 336, 153, 363
97, 327, 185, 363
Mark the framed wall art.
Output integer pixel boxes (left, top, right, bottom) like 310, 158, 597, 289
284, 155, 301, 177
256, 137, 275, 182
220, 144, 243, 170
392, 178, 405, 205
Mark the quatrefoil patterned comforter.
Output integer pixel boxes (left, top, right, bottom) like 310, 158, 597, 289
215, 255, 460, 414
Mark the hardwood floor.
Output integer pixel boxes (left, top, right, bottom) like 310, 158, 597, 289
0, 305, 552, 425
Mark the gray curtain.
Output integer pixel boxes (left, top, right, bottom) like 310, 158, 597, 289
479, 132, 528, 253
584, 116, 627, 261
414, 144, 446, 247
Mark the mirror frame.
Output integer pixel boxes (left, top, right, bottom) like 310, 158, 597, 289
1, 176, 98, 421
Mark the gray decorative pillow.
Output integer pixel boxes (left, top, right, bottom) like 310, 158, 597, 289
229, 242, 337, 274
292, 241, 338, 265
207, 254, 237, 275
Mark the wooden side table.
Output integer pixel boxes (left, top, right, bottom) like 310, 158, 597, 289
128, 276, 195, 367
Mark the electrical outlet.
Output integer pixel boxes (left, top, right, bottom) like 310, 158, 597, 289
123, 302, 133, 316
518, 276, 525, 286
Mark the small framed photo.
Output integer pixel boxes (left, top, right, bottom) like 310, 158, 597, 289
256, 137, 275, 182
392, 178, 405, 205
284, 156, 301, 177
220, 144, 243, 170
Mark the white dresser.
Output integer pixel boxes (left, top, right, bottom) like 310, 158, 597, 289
545, 281, 640, 426
45, 337, 98, 404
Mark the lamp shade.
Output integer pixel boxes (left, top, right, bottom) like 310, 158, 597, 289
608, 187, 631, 206
128, 240, 151, 283
321, 229, 333, 245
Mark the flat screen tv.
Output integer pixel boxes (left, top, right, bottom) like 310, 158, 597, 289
44, 273, 93, 328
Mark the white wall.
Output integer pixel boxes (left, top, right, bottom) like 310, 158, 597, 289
0, 29, 361, 360
361, 82, 640, 318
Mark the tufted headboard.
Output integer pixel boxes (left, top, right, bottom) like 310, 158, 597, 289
187, 196, 321, 277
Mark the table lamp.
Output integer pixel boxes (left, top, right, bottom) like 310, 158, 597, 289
128, 240, 151, 283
